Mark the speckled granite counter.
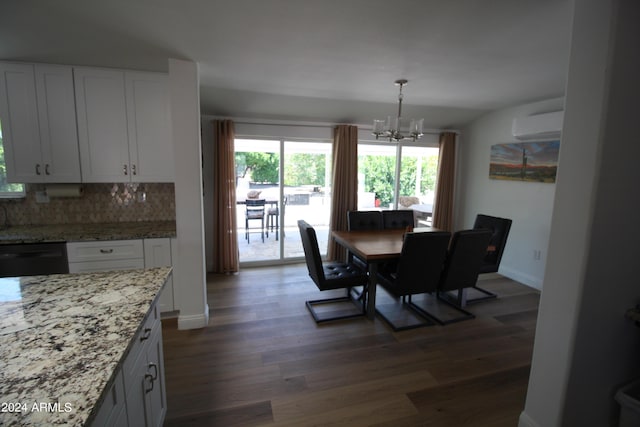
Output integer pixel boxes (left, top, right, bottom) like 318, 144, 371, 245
0, 267, 171, 426
0, 221, 176, 244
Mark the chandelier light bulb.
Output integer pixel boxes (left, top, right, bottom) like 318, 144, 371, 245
372, 79, 424, 142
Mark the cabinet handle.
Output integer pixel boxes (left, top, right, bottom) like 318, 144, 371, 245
131, 164, 137, 175
123, 164, 128, 175
99, 248, 114, 254
45, 164, 50, 175
140, 327, 152, 341
148, 362, 158, 380
144, 373, 154, 393
35, 164, 41, 175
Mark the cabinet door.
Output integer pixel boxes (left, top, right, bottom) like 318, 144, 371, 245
125, 72, 174, 183
75, 67, 130, 182
144, 325, 166, 427
0, 62, 42, 183
144, 238, 174, 312
34, 64, 82, 182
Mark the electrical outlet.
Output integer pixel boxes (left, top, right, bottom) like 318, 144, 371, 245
533, 249, 542, 261
35, 191, 50, 203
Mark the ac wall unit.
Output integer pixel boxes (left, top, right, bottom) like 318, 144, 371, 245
512, 111, 563, 140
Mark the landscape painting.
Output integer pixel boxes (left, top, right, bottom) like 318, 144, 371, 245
489, 140, 560, 183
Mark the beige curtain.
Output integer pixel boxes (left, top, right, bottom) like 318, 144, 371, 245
212, 120, 239, 273
432, 131, 457, 231
327, 125, 359, 261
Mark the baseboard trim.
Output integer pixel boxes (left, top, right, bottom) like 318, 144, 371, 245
499, 266, 543, 291
177, 304, 210, 329
518, 411, 541, 427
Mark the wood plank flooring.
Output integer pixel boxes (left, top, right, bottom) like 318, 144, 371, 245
162, 264, 539, 427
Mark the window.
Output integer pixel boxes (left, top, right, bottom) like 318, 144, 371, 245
358, 141, 439, 225
0, 123, 26, 198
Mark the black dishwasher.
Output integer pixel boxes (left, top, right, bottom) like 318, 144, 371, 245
0, 242, 69, 277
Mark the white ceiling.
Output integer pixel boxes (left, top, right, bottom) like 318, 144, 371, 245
0, 0, 572, 128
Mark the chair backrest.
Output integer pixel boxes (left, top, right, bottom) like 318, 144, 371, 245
393, 231, 452, 295
438, 229, 493, 293
347, 211, 383, 231
246, 198, 266, 214
382, 210, 415, 229
297, 220, 325, 285
472, 214, 512, 273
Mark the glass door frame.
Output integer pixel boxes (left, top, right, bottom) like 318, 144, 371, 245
235, 136, 332, 267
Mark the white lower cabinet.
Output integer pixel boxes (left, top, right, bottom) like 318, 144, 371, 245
91, 301, 166, 427
67, 240, 144, 273
143, 238, 174, 313
91, 370, 127, 426
68, 238, 175, 313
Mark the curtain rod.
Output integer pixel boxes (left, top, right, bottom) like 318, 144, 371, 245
202, 114, 460, 135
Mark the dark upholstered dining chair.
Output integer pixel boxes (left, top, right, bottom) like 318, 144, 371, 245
298, 220, 369, 323
375, 231, 451, 331
382, 210, 415, 229
245, 199, 266, 243
346, 210, 383, 270
347, 210, 383, 231
415, 229, 492, 324
468, 214, 513, 303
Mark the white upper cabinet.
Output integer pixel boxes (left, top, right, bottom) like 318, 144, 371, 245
126, 72, 174, 183
75, 67, 173, 183
0, 62, 81, 183
74, 67, 129, 183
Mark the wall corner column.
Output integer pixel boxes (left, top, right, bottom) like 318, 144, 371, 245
168, 58, 209, 329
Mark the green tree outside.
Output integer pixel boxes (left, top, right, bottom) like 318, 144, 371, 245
234, 147, 438, 207
360, 153, 439, 207
284, 153, 326, 187
235, 152, 279, 183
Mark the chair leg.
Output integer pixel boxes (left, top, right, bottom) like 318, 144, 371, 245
464, 285, 498, 304
375, 294, 437, 331
409, 292, 475, 325
305, 288, 366, 323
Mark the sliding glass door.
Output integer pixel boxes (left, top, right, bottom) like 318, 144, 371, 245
282, 141, 332, 259
235, 138, 332, 265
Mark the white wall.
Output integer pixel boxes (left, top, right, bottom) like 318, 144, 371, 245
169, 59, 209, 329
522, 0, 640, 426
456, 97, 564, 289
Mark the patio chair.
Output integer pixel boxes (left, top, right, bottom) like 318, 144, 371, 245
267, 197, 286, 241
245, 199, 266, 243
298, 220, 369, 323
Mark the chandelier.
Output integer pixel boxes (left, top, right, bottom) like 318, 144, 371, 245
372, 79, 424, 142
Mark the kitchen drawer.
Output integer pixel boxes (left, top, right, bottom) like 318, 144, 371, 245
68, 258, 145, 274
67, 240, 144, 263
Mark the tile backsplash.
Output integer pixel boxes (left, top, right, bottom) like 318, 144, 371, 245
1, 183, 175, 226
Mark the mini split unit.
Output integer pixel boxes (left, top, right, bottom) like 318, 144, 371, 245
512, 111, 564, 140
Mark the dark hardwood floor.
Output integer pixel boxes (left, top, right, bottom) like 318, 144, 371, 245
162, 264, 539, 427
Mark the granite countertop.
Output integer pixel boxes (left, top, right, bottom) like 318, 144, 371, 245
0, 267, 171, 426
0, 221, 176, 244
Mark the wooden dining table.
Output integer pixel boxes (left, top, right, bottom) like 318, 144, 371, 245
332, 226, 440, 319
